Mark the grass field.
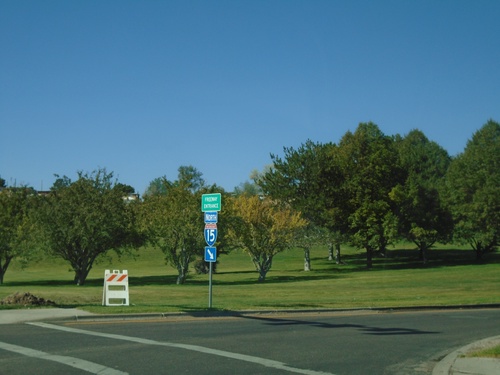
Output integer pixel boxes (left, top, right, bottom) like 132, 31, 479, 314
1, 243, 499, 314
466, 344, 500, 359
466, 345, 500, 358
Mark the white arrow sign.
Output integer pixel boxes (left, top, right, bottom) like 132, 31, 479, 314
205, 246, 217, 262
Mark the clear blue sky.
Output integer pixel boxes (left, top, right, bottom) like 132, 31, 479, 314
1, 1, 499, 194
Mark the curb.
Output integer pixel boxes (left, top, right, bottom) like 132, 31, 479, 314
433, 335, 500, 375
66, 303, 500, 322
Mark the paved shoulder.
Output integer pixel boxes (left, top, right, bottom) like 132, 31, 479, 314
0, 308, 93, 324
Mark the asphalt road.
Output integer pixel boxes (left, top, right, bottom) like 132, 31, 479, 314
0, 308, 499, 375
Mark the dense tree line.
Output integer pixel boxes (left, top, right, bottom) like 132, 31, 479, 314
259, 120, 499, 268
0, 120, 498, 284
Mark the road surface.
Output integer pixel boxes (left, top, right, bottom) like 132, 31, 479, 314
0, 308, 498, 374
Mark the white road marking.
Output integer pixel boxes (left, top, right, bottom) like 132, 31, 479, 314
29, 322, 335, 375
0, 340, 128, 375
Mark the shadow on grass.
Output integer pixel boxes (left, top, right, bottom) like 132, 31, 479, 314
124, 270, 341, 287
5, 275, 179, 288
130, 273, 338, 287
4, 279, 79, 288
321, 248, 500, 273
128, 275, 179, 286
4, 248, 498, 289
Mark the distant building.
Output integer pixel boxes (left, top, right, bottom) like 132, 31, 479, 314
123, 193, 140, 202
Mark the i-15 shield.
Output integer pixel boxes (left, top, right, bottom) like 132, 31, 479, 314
204, 223, 217, 246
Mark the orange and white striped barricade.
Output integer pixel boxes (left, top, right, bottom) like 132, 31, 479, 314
102, 269, 129, 306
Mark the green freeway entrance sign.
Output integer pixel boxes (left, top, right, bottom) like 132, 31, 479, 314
201, 193, 221, 212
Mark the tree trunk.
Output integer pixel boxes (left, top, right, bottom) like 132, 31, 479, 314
258, 269, 267, 282
472, 241, 495, 260
74, 274, 84, 285
0, 256, 13, 285
73, 267, 87, 286
378, 237, 387, 257
255, 255, 273, 282
72, 254, 94, 286
366, 247, 374, 269
175, 249, 191, 284
417, 242, 429, 264
475, 247, 484, 260
176, 261, 189, 284
74, 269, 90, 286
176, 258, 189, 284
476, 251, 482, 260
327, 243, 334, 261
421, 248, 428, 264
304, 247, 311, 271
176, 272, 187, 285
335, 243, 342, 264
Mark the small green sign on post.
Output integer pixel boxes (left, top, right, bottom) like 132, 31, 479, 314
201, 193, 221, 212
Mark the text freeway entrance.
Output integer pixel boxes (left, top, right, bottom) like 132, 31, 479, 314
201, 193, 221, 212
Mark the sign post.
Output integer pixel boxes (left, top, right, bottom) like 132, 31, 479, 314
202, 194, 221, 308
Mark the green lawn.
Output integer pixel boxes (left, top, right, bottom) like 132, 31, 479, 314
1, 244, 499, 314
466, 344, 500, 358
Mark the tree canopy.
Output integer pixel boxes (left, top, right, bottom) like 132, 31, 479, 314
445, 120, 500, 258
0, 186, 39, 284
260, 122, 461, 267
390, 129, 453, 262
139, 179, 204, 284
37, 169, 140, 285
336, 123, 401, 266
227, 195, 307, 281
260, 140, 347, 263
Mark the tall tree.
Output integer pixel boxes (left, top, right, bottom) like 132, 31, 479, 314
51, 174, 72, 191
139, 178, 204, 284
0, 186, 39, 284
445, 120, 500, 259
227, 195, 307, 281
260, 141, 346, 264
143, 177, 168, 197
321, 143, 353, 264
233, 167, 271, 197
177, 165, 205, 192
37, 169, 140, 285
261, 140, 329, 223
390, 129, 453, 263
233, 178, 262, 197
337, 123, 402, 267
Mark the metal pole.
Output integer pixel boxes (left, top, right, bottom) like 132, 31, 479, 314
208, 261, 213, 309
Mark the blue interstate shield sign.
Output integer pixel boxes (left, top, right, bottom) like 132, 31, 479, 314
204, 223, 218, 246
